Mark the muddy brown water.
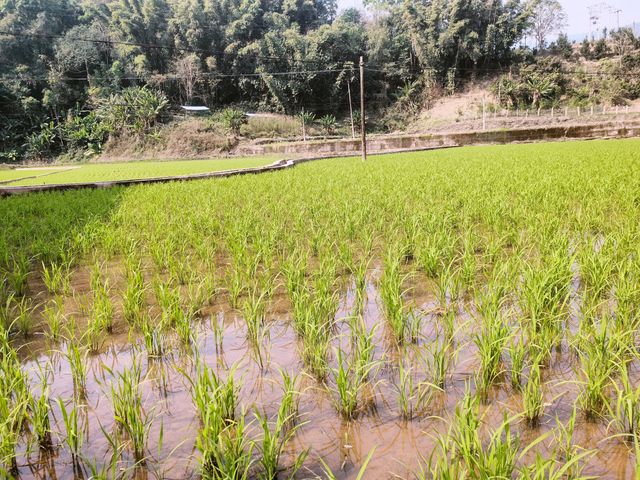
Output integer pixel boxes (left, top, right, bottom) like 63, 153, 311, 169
10, 269, 637, 480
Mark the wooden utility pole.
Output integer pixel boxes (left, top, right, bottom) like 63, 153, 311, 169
347, 81, 355, 139
482, 96, 486, 131
359, 56, 367, 161
301, 107, 307, 142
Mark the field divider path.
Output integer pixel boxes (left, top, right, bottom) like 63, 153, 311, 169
0, 145, 461, 197
0, 166, 79, 186
0, 160, 295, 196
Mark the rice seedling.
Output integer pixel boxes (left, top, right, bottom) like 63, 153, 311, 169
225, 268, 246, 310
187, 278, 210, 316
85, 309, 105, 353
608, 363, 640, 438
66, 342, 89, 397
522, 363, 544, 426
420, 225, 455, 279
4, 254, 31, 297
426, 338, 456, 391
379, 247, 408, 344
140, 314, 166, 358
188, 360, 238, 425
352, 257, 370, 314
29, 386, 53, 451
242, 289, 269, 368
550, 406, 594, 479
320, 446, 376, 480
42, 260, 70, 295
422, 433, 468, 479
474, 310, 510, 397
166, 249, 192, 285
0, 291, 14, 332
279, 369, 301, 431
0, 340, 28, 475
43, 297, 65, 342
329, 345, 378, 420
25, 364, 54, 453
197, 408, 254, 480
14, 295, 37, 337
508, 335, 526, 389
437, 308, 456, 343
580, 238, 614, 299
0, 399, 26, 477
393, 355, 423, 420
57, 398, 85, 460
91, 281, 114, 335
520, 256, 571, 335
518, 451, 594, 480
123, 265, 146, 326
109, 362, 153, 463
575, 319, 626, 419
435, 260, 458, 309
254, 399, 307, 480
174, 306, 195, 347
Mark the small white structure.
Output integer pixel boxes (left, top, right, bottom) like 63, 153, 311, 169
180, 106, 210, 114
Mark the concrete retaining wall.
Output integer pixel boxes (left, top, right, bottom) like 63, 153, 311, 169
240, 123, 640, 156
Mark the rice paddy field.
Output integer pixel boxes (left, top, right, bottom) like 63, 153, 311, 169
0, 156, 278, 187
2, 138, 640, 479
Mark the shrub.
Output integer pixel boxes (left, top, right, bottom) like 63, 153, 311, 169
62, 112, 110, 155
24, 122, 58, 161
218, 108, 247, 135
318, 114, 337, 135
97, 86, 168, 136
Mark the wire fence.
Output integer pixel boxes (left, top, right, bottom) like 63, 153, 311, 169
463, 103, 640, 125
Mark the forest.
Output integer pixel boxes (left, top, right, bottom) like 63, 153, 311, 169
0, 0, 536, 161
1, 0, 639, 162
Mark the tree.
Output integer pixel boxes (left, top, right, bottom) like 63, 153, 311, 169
527, 0, 567, 50
549, 33, 573, 59
172, 54, 202, 104
611, 28, 636, 58
396, 0, 531, 84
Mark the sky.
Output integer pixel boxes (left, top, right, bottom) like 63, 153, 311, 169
337, 0, 640, 40
561, 0, 640, 40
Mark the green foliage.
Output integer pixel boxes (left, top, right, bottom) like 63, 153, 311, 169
217, 109, 248, 136
62, 112, 110, 155
97, 86, 168, 136
24, 122, 58, 161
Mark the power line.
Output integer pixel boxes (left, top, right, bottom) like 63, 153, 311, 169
0, 29, 356, 67
0, 68, 348, 83
364, 66, 640, 78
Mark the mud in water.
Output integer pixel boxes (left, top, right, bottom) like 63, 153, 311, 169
10, 264, 637, 480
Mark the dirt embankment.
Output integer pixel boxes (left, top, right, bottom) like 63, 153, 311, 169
97, 118, 237, 162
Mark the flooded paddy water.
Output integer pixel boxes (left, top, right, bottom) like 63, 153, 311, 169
7, 259, 638, 480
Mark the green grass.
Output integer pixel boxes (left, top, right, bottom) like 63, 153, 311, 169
4, 156, 279, 186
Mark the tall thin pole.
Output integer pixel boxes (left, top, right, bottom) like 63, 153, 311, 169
347, 81, 355, 139
359, 56, 367, 161
482, 96, 486, 131
301, 107, 306, 142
